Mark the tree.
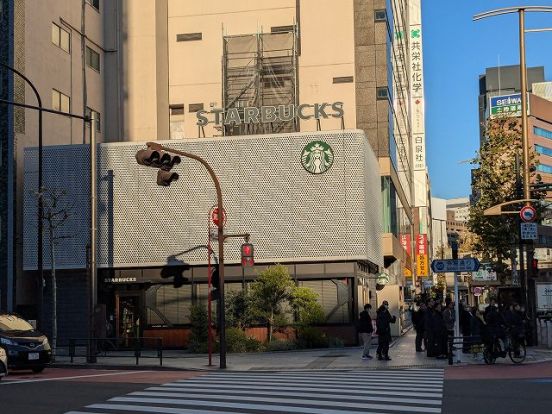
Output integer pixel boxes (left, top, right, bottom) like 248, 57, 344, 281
34, 188, 75, 357
290, 286, 325, 326
249, 265, 295, 343
469, 117, 544, 274
225, 290, 254, 329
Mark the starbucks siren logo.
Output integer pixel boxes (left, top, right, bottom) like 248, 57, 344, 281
301, 141, 334, 174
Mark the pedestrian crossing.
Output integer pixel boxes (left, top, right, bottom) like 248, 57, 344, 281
65, 368, 444, 414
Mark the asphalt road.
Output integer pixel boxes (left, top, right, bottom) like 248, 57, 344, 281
0, 368, 202, 414
0, 365, 551, 414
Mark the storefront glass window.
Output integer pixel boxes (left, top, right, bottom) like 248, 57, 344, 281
300, 279, 352, 324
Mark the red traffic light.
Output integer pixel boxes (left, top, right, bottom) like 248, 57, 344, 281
241, 243, 254, 267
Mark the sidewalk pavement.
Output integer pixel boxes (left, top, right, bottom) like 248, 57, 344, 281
52, 330, 552, 371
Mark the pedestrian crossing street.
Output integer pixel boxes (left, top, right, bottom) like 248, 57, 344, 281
66, 368, 444, 414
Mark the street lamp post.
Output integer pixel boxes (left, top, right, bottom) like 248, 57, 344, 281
0, 97, 95, 354
474, 6, 552, 345
0, 63, 43, 319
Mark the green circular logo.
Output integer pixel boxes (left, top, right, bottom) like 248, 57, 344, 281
301, 141, 334, 174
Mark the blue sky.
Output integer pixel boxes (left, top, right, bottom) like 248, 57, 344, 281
423, 0, 552, 199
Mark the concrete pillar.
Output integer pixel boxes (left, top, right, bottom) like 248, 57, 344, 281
547, 320, 552, 349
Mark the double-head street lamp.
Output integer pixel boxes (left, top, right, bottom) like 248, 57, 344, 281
474, 6, 552, 203
0, 96, 97, 356
0, 63, 43, 317
475, 6, 552, 345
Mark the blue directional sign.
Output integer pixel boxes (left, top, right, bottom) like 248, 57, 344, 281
430, 258, 481, 273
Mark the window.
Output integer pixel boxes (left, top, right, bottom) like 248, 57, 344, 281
51, 23, 70, 53
535, 144, 552, 157
333, 76, 354, 84
375, 9, 387, 22
51, 89, 70, 113
376, 86, 389, 100
85, 107, 101, 132
271, 25, 295, 33
188, 103, 204, 113
534, 126, 552, 140
170, 104, 185, 115
537, 164, 552, 175
86, 46, 100, 71
86, 0, 99, 11
176, 33, 202, 42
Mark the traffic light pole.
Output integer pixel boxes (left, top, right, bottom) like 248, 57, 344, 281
145, 142, 227, 369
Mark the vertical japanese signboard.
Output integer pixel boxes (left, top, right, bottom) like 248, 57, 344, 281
416, 234, 428, 277
400, 234, 413, 277
409, 0, 427, 209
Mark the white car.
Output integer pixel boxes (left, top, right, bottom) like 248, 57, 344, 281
0, 346, 7, 380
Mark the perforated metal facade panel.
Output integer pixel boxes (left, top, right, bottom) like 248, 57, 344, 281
24, 130, 382, 270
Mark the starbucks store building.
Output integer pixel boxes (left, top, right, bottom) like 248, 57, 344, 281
23, 129, 383, 346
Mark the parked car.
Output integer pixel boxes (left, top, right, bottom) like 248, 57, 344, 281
0, 314, 51, 373
0, 346, 7, 380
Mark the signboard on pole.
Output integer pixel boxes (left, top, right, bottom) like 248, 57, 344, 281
520, 205, 537, 222
536, 283, 552, 311
416, 234, 428, 277
489, 93, 522, 118
430, 258, 481, 273
520, 222, 538, 240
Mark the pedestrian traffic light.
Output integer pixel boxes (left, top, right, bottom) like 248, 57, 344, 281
531, 258, 539, 277
241, 243, 254, 267
210, 267, 220, 301
135, 147, 181, 186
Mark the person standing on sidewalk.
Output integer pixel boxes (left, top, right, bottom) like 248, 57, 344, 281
412, 302, 426, 352
443, 301, 455, 356
358, 304, 374, 360
376, 300, 396, 361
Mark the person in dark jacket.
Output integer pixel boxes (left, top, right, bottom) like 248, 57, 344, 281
459, 301, 472, 353
432, 303, 447, 358
358, 304, 374, 360
376, 300, 396, 360
412, 303, 426, 352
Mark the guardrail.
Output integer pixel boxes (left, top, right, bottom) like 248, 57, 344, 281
64, 337, 163, 366
447, 335, 483, 365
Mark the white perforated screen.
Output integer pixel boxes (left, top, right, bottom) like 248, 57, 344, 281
24, 130, 382, 270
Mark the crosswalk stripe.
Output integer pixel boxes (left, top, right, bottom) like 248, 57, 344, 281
168, 379, 443, 391
130, 390, 443, 406
108, 396, 442, 413
207, 371, 444, 379
189, 376, 444, 385
86, 405, 246, 414
146, 385, 443, 399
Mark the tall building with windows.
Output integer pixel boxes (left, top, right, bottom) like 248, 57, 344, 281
4, 1, 429, 342
0, 0, 118, 316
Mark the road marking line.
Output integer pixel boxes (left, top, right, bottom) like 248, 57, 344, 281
86, 404, 280, 414
109, 396, 442, 413
147, 385, 443, 399
0, 370, 150, 385
130, 390, 443, 406
194, 376, 444, 384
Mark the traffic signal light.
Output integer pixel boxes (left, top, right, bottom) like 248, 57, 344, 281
135, 148, 181, 186
531, 258, 539, 277
160, 266, 189, 288
241, 243, 254, 267
210, 267, 220, 301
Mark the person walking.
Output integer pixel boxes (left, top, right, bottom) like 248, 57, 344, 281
376, 300, 396, 361
358, 304, 374, 360
412, 302, 426, 352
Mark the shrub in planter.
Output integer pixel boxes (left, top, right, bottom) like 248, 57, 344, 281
296, 326, 329, 349
266, 339, 297, 351
226, 327, 262, 353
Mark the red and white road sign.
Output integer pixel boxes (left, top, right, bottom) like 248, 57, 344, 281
520, 205, 536, 222
210, 207, 227, 227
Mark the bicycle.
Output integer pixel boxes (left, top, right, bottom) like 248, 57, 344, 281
483, 330, 526, 364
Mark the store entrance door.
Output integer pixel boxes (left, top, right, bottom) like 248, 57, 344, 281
115, 293, 142, 344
